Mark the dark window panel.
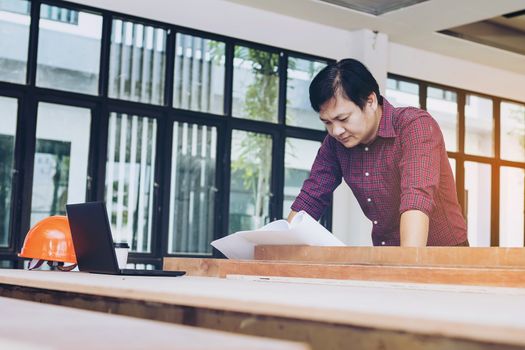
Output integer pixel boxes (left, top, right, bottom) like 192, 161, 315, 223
30, 103, 91, 227
0, 0, 30, 83
105, 112, 157, 253
0, 96, 17, 247
109, 19, 167, 105
286, 56, 326, 130
229, 130, 272, 234
168, 122, 217, 254
173, 33, 225, 115
36, 6, 102, 94
232, 46, 279, 123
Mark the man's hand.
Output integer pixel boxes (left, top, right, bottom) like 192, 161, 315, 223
400, 210, 429, 247
287, 210, 298, 223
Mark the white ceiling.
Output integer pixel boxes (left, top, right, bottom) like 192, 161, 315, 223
224, 0, 525, 75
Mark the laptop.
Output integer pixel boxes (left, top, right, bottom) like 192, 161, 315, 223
66, 202, 185, 277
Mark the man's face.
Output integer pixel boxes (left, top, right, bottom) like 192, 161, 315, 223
319, 93, 379, 148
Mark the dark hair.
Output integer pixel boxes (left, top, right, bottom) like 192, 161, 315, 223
309, 58, 383, 112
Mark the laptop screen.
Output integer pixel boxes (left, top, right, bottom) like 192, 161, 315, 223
66, 202, 121, 274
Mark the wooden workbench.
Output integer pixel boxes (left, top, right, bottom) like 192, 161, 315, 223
1, 269, 525, 350
0, 296, 308, 350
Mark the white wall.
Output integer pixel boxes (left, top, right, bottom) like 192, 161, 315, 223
70, 0, 525, 244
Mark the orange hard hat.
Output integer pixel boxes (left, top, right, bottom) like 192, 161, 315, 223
19, 216, 77, 265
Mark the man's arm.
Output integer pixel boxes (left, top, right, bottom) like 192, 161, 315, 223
398, 114, 442, 247
400, 210, 429, 246
289, 136, 342, 221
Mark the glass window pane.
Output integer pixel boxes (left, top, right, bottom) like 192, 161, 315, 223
105, 112, 157, 253
109, 19, 166, 105
385, 78, 419, 107
229, 130, 272, 234
0, 260, 14, 268
501, 102, 525, 163
286, 57, 326, 130
500, 167, 524, 247
36, 6, 101, 94
168, 122, 217, 255
427, 86, 458, 151
0, 96, 17, 247
173, 33, 225, 115
284, 138, 321, 218
464, 161, 491, 247
40, 5, 78, 24
232, 46, 279, 123
0, 0, 30, 83
465, 95, 494, 157
30, 103, 91, 227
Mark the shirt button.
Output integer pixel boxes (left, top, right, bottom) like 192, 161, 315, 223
381, 241, 386, 245
365, 172, 370, 177
364, 147, 369, 151
373, 220, 378, 225
367, 198, 372, 202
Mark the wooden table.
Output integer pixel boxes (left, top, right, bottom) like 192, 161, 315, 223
1, 269, 525, 350
0, 296, 308, 350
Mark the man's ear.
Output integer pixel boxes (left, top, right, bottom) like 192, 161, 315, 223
367, 92, 378, 111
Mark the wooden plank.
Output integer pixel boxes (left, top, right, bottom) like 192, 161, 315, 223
163, 257, 525, 287
2, 269, 525, 350
0, 296, 308, 350
254, 246, 525, 268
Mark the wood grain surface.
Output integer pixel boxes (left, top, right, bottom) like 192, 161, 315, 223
163, 257, 525, 287
1, 269, 525, 348
254, 246, 525, 267
0, 295, 309, 350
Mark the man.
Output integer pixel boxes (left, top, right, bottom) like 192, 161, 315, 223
288, 59, 467, 247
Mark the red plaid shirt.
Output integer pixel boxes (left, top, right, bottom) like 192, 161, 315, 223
291, 98, 467, 246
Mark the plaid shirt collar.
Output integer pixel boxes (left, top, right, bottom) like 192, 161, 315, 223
377, 98, 397, 139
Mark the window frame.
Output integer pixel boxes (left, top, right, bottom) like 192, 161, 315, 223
0, 0, 334, 267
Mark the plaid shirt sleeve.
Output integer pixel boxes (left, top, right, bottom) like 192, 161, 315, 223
398, 114, 443, 216
291, 136, 342, 220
